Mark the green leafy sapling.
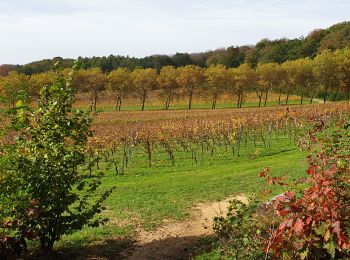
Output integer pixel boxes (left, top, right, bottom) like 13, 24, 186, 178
2, 64, 113, 253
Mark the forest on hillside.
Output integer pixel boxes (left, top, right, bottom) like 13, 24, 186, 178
0, 21, 350, 75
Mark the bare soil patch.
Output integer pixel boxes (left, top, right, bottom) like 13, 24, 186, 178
124, 195, 247, 260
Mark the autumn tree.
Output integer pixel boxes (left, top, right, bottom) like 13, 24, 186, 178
281, 60, 299, 105
334, 47, 350, 102
299, 58, 317, 104
313, 49, 339, 103
131, 68, 158, 111
107, 68, 131, 111
177, 65, 205, 109
28, 71, 56, 100
157, 66, 179, 110
0, 71, 29, 108
256, 63, 281, 107
73, 68, 106, 112
205, 65, 231, 109
231, 63, 256, 108
0, 64, 16, 76
273, 65, 288, 105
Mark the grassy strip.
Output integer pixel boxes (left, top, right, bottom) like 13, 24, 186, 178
55, 137, 306, 251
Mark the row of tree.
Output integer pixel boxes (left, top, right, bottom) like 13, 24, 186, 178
1, 22, 349, 75
0, 48, 349, 111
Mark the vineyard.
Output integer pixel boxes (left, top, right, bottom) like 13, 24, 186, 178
2, 3, 350, 258
87, 103, 350, 175
1, 76, 350, 258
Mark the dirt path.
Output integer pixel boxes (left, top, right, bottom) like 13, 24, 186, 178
123, 195, 247, 260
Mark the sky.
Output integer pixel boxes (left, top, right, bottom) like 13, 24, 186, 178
0, 0, 349, 65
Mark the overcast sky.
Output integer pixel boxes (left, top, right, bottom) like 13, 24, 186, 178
0, 0, 349, 65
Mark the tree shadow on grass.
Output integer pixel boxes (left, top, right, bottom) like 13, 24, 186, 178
124, 235, 214, 260
27, 237, 134, 260
27, 235, 214, 260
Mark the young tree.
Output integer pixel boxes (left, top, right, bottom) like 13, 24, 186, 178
313, 49, 339, 103
299, 58, 317, 104
177, 65, 205, 109
157, 66, 179, 110
256, 63, 281, 107
231, 63, 256, 108
0, 71, 29, 108
107, 68, 131, 111
205, 65, 231, 109
274, 65, 288, 105
131, 68, 158, 111
0, 68, 113, 253
73, 68, 106, 112
282, 60, 301, 105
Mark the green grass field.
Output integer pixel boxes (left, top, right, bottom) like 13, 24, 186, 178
49, 135, 308, 258
89, 99, 304, 112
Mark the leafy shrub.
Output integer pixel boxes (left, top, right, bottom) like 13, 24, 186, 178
212, 197, 269, 259
0, 65, 113, 256
265, 117, 350, 258
212, 116, 350, 259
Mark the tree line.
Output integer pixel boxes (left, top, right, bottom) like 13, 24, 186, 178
0, 48, 349, 111
1, 22, 349, 76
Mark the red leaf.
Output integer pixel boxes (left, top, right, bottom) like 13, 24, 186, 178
278, 221, 287, 231
323, 187, 333, 196
304, 217, 312, 225
333, 221, 341, 237
294, 218, 304, 234
259, 167, 270, 178
285, 191, 295, 200
286, 218, 294, 227
277, 209, 290, 216
307, 165, 317, 175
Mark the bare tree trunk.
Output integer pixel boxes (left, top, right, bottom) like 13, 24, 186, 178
285, 92, 290, 105
141, 95, 146, 111
168, 89, 172, 109
333, 86, 339, 102
278, 90, 282, 105
310, 96, 313, 104
165, 90, 172, 110
212, 93, 217, 109
300, 92, 304, 105
93, 93, 98, 112
94, 97, 97, 112
90, 97, 94, 112
118, 98, 122, 111
323, 86, 328, 103
188, 90, 193, 110
115, 97, 120, 111
258, 92, 262, 107
166, 97, 170, 110
264, 89, 269, 107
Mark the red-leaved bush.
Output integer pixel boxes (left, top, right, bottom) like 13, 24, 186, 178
264, 117, 350, 258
